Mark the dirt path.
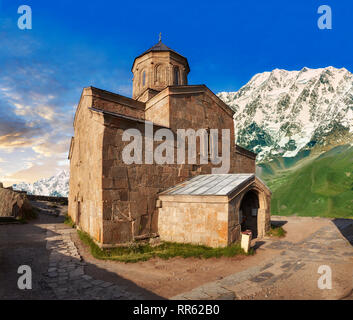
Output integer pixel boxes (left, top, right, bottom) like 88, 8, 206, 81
73, 232, 279, 298
173, 216, 353, 300
73, 215, 353, 299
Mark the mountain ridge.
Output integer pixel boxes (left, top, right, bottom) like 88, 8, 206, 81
11, 66, 353, 199
13, 170, 69, 197
218, 66, 353, 162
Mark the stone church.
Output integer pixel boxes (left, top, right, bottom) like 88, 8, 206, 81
68, 40, 271, 248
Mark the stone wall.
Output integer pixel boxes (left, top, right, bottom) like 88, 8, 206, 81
91, 87, 145, 120
0, 188, 33, 219
158, 177, 271, 248
234, 145, 256, 173
27, 195, 68, 204
100, 114, 198, 245
132, 51, 189, 100
158, 195, 230, 247
69, 91, 105, 243
70, 85, 259, 246
228, 196, 242, 244
145, 93, 170, 127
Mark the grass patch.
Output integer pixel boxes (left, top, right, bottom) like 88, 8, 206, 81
64, 214, 76, 228
78, 230, 254, 263
267, 224, 287, 238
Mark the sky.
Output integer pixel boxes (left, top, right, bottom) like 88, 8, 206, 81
0, 0, 352, 186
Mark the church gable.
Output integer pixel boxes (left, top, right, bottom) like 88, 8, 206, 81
144, 85, 235, 131
166, 85, 234, 132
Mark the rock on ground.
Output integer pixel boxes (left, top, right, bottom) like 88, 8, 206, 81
0, 188, 34, 219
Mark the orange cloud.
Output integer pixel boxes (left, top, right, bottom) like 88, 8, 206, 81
32, 139, 70, 157
1, 158, 69, 186
0, 132, 37, 150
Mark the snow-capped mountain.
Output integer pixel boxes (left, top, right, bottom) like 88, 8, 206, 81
13, 170, 69, 197
218, 66, 353, 162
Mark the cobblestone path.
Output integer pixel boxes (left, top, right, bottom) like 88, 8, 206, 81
0, 207, 154, 300
43, 224, 146, 300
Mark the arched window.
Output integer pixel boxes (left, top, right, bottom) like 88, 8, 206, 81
142, 71, 146, 87
173, 66, 180, 85
155, 64, 164, 84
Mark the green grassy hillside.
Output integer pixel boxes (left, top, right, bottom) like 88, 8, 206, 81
258, 145, 353, 218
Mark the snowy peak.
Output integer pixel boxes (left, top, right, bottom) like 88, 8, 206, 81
218, 66, 353, 161
13, 170, 69, 197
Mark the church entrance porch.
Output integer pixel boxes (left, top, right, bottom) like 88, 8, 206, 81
158, 174, 271, 247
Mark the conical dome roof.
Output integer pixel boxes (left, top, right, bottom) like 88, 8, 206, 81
132, 41, 189, 72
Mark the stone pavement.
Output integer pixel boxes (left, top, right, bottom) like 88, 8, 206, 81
171, 218, 353, 300
43, 224, 146, 300
0, 205, 154, 300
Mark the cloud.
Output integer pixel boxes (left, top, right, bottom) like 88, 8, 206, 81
0, 20, 132, 184
2, 157, 69, 186
12, 102, 58, 121
0, 115, 43, 151
0, 133, 35, 149
32, 139, 70, 158
35, 105, 57, 121
0, 49, 75, 155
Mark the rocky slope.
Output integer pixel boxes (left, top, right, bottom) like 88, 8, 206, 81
218, 66, 353, 162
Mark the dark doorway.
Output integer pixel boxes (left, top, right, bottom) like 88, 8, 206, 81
76, 201, 81, 226
239, 190, 259, 238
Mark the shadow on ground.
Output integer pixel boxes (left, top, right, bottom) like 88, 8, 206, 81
270, 220, 288, 228
332, 218, 353, 246
252, 241, 266, 250
0, 202, 163, 300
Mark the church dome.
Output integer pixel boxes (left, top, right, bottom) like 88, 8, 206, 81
137, 41, 186, 59
131, 40, 190, 100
